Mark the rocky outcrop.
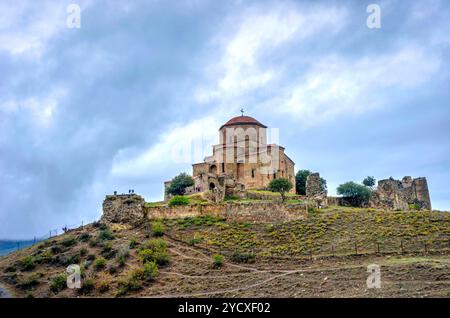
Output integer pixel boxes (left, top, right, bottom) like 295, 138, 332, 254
101, 194, 146, 226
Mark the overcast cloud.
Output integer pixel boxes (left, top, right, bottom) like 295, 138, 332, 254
1, 0, 449, 239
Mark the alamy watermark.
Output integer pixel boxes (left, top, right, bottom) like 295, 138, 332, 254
66, 264, 81, 289
66, 4, 81, 29
367, 4, 381, 29
366, 264, 381, 289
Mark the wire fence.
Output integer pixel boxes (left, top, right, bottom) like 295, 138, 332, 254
172, 234, 450, 261
13, 217, 100, 252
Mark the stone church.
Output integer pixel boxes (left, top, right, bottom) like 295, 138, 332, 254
165, 114, 295, 200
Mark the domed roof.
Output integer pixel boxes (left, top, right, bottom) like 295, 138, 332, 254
220, 115, 267, 130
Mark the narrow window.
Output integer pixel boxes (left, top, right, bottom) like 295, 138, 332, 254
252, 169, 255, 178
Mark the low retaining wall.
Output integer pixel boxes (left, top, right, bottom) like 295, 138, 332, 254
146, 202, 307, 223
101, 194, 308, 225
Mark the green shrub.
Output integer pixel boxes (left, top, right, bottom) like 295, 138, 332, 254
37, 250, 53, 264
129, 238, 138, 249
50, 245, 62, 254
19, 256, 35, 271
99, 228, 115, 241
19, 273, 40, 290
168, 195, 189, 207
94, 257, 106, 270
212, 254, 224, 268
117, 246, 130, 266
224, 194, 240, 201
143, 261, 158, 281
231, 251, 255, 263
153, 250, 170, 266
79, 248, 87, 256
138, 238, 170, 266
61, 236, 77, 247
78, 233, 91, 242
77, 278, 95, 295
187, 236, 203, 246
138, 249, 154, 263
101, 242, 117, 259
151, 221, 165, 237
118, 270, 144, 296
97, 280, 110, 293
145, 238, 167, 250
63, 252, 81, 266
50, 274, 67, 293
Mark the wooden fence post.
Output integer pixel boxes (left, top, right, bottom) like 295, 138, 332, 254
354, 242, 358, 255
424, 242, 428, 254
400, 240, 404, 254
377, 242, 380, 254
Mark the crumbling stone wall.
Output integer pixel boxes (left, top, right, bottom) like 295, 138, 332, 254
101, 192, 307, 225
146, 201, 307, 223
306, 172, 328, 208
101, 194, 146, 226
369, 176, 431, 210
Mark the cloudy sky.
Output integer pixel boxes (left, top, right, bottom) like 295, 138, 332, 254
1, 0, 449, 239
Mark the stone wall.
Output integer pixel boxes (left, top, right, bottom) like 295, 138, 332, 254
101, 193, 307, 225
306, 172, 328, 208
146, 202, 307, 223
101, 194, 146, 226
370, 176, 432, 210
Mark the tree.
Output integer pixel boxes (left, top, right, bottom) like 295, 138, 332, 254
268, 178, 293, 202
166, 173, 194, 196
362, 176, 376, 188
320, 177, 327, 192
337, 181, 372, 207
295, 170, 311, 195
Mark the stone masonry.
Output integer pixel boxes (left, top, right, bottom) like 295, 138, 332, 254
101, 193, 146, 226
306, 172, 328, 208
101, 192, 307, 226
369, 176, 432, 210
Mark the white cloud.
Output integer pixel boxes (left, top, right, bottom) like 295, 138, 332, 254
0, 0, 92, 57
0, 89, 66, 128
111, 116, 221, 178
195, 3, 349, 103
273, 46, 441, 125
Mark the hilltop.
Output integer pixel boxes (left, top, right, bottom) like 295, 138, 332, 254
0, 206, 449, 298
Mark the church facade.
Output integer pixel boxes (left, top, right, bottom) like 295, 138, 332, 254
165, 114, 295, 200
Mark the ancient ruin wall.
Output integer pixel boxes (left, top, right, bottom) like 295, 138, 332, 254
145, 202, 307, 223
101, 194, 146, 226
101, 193, 307, 225
370, 176, 432, 210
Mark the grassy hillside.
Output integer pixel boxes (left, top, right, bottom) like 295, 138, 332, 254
0, 207, 449, 298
